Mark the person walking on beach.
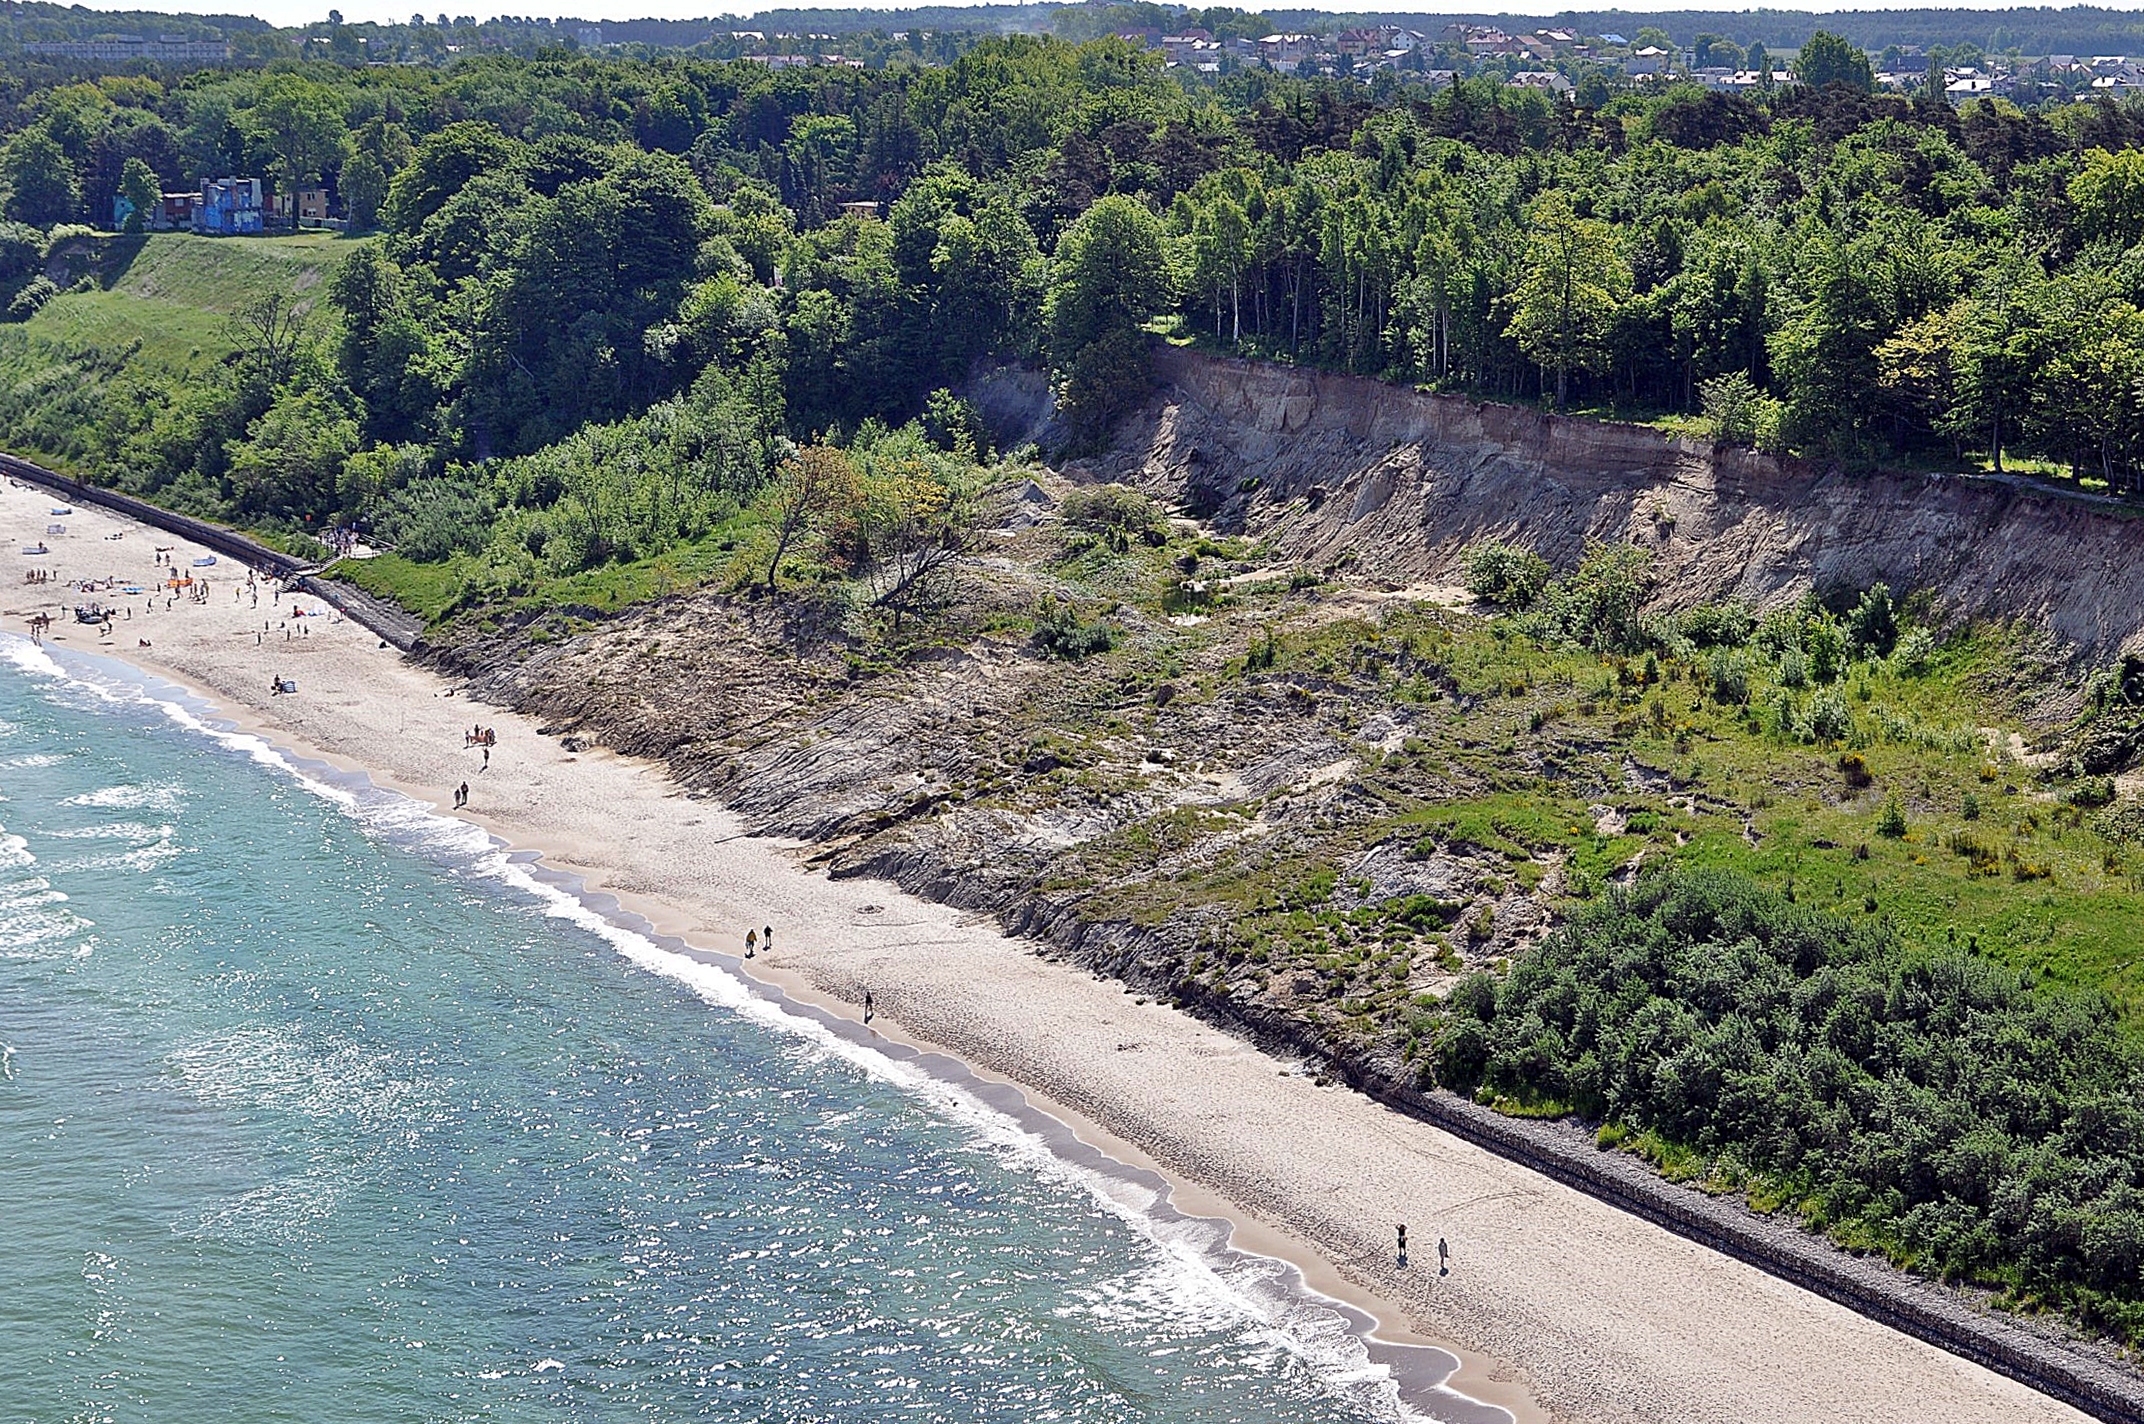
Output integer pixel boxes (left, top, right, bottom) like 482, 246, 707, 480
863, 991, 874, 1025
1397, 1223, 1408, 1267
456, 781, 469, 809
744, 928, 757, 959
1438, 1237, 1449, 1276
762, 924, 773, 955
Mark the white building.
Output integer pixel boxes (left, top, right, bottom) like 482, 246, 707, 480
23, 33, 229, 62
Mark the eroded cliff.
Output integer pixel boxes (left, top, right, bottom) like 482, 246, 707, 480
1068, 347, 2144, 667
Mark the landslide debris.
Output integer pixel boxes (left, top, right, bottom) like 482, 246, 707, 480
434, 473, 1592, 1083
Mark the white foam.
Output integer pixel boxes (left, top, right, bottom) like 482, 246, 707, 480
62, 783, 185, 814
0, 848, 87, 957
0, 830, 34, 870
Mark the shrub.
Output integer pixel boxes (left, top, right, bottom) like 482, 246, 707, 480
1779, 647, 1809, 689
1534, 541, 1657, 653
1891, 626, 1935, 676
1032, 595, 1115, 658
1382, 894, 1462, 930
1806, 618, 1845, 684
2069, 776, 2117, 808
375, 469, 494, 562
1846, 583, 1898, 658
1838, 752, 1874, 789
41, 223, 96, 254
1431, 868, 2144, 1340
1679, 600, 1756, 649
1698, 370, 1762, 443
1708, 648, 1750, 705
1803, 689, 1852, 744
922, 388, 993, 461
1947, 827, 1999, 874
1060, 482, 1160, 537
1876, 794, 1907, 838
1751, 394, 1790, 453
1463, 541, 1552, 608
6, 273, 56, 321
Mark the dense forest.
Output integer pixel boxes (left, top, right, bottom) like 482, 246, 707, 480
2, 35, 2143, 572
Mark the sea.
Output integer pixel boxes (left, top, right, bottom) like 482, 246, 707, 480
0, 639, 1492, 1424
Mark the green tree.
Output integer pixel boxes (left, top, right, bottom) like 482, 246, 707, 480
1795, 31, 1874, 92
1771, 240, 1882, 461
928, 201, 1042, 369
328, 245, 440, 442
2070, 148, 2144, 250
1937, 257, 2036, 472
2021, 273, 2144, 491
1505, 192, 1629, 411
341, 149, 386, 231
243, 75, 346, 230
1188, 186, 1254, 344
117, 156, 159, 232
1044, 196, 1171, 360
382, 120, 517, 233
224, 385, 360, 520
1044, 195, 1171, 443
1, 127, 80, 227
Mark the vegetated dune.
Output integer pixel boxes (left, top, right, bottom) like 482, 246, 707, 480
1065, 346, 2144, 668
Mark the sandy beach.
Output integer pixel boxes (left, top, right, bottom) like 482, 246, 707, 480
0, 477, 2098, 1424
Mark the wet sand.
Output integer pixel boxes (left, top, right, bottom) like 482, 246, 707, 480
0, 478, 2095, 1424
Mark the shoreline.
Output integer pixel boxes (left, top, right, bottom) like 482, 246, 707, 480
0, 475, 2101, 1424
3, 510, 1527, 1423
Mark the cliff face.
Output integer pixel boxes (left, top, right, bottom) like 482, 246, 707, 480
1072, 347, 2144, 666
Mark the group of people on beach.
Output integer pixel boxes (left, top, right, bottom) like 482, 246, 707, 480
447, 725, 500, 805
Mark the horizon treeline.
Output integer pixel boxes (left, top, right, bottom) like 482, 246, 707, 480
2, 38, 2144, 554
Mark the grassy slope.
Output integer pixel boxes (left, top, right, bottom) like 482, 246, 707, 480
46, 232, 354, 364
848, 527, 2144, 1028
339, 533, 754, 629
0, 232, 367, 472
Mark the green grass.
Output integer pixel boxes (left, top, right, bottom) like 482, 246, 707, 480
335, 530, 754, 630
29, 231, 367, 373
334, 554, 468, 626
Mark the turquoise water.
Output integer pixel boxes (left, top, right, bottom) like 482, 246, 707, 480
0, 643, 1449, 1424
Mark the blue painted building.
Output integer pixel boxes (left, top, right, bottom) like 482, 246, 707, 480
194, 177, 263, 236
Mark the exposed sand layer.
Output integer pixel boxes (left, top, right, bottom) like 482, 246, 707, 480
0, 478, 2097, 1424
1055, 345, 2144, 671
